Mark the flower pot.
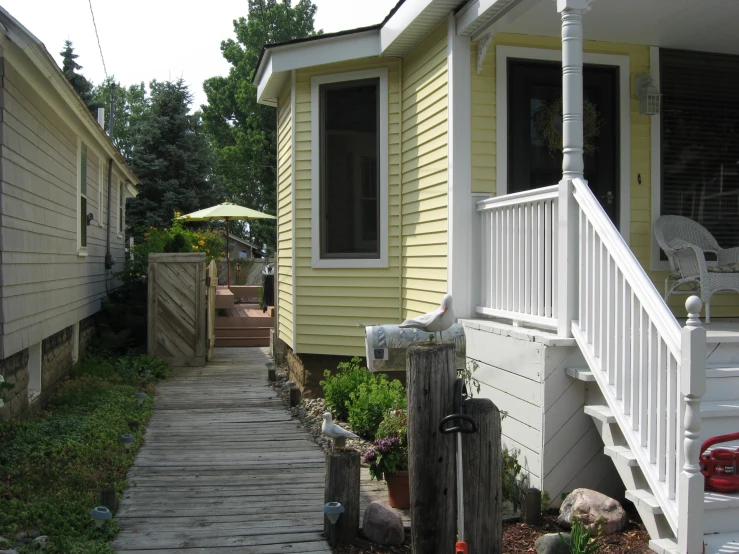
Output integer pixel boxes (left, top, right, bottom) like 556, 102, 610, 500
385, 470, 410, 509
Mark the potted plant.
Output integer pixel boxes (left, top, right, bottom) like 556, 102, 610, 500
363, 409, 409, 509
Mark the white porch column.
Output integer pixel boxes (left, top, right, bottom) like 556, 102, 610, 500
447, 14, 474, 318
556, 0, 587, 337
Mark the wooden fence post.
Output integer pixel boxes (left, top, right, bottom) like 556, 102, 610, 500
522, 488, 541, 525
324, 450, 360, 544
407, 343, 456, 554
462, 397, 502, 553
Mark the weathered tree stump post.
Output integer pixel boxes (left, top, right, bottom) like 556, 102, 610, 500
289, 388, 301, 407
523, 488, 541, 525
324, 450, 360, 544
407, 343, 456, 554
462, 397, 502, 553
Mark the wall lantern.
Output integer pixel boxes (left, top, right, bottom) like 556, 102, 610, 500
635, 74, 661, 116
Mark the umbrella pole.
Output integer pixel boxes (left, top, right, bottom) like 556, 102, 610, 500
226, 218, 231, 288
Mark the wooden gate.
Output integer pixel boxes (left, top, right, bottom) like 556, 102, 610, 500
148, 253, 207, 366
206, 259, 217, 360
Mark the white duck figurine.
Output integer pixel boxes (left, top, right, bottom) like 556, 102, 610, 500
399, 294, 455, 342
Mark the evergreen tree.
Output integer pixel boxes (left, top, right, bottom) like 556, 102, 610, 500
60, 40, 101, 115
202, 0, 319, 254
126, 79, 225, 232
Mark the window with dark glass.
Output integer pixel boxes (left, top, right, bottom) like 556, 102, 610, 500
661, 49, 739, 249
319, 79, 379, 258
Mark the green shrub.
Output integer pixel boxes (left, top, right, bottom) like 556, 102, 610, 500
347, 377, 406, 438
502, 446, 526, 511
320, 357, 376, 421
559, 516, 604, 553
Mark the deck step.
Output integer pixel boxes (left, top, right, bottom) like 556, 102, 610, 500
648, 537, 678, 554
215, 327, 271, 338
565, 367, 595, 381
214, 337, 270, 347
583, 404, 615, 423
604, 445, 638, 467
626, 489, 663, 515
701, 400, 739, 417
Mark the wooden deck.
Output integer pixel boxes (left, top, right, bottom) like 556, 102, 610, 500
113, 347, 331, 553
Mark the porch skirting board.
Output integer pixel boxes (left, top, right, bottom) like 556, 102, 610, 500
462, 318, 623, 507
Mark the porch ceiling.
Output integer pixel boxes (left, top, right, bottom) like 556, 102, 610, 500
482, 0, 739, 57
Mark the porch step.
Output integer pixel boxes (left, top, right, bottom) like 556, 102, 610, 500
626, 489, 663, 515
565, 367, 595, 381
604, 445, 638, 467
651, 532, 739, 554
583, 404, 615, 423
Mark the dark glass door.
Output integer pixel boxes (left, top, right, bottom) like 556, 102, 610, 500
508, 60, 619, 225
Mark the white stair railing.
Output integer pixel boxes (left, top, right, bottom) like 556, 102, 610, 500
571, 177, 705, 548
476, 185, 559, 330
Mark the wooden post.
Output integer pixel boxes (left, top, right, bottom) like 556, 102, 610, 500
324, 450, 360, 544
289, 388, 301, 407
462, 397, 502, 553
678, 296, 706, 553
407, 343, 456, 554
522, 488, 541, 525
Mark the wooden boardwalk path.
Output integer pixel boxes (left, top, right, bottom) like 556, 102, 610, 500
113, 347, 331, 554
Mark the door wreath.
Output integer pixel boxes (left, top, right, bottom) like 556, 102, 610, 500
533, 98, 605, 155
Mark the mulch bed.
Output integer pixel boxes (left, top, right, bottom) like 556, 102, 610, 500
332, 512, 652, 553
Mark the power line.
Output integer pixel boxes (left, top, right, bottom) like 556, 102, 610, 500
87, 0, 108, 80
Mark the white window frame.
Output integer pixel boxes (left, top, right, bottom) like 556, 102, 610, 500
648, 46, 670, 271
77, 138, 88, 256
310, 68, 389, 269
98, 158, 106, 228
495, 45, 631, 243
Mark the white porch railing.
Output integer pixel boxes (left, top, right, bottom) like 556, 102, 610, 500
476, 185, 559, 330
475, 177, 707, 552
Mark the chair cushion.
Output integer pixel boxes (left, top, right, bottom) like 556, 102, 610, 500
708, 262, 739, 273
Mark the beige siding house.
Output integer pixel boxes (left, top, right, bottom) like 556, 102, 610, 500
0, 8, 138, 420
257, 1, 739, 551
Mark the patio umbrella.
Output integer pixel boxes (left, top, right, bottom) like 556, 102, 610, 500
178, 202, 275, 286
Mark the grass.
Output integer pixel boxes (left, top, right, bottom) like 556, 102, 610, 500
0, 352, 169, 553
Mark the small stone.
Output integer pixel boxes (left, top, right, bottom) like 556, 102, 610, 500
32, 536, 48, 549
0, 550, 20, 554
0, 538, 9, 547
362, 501, 404, 546
558, 488, 627, 535
535, 533, 571, 554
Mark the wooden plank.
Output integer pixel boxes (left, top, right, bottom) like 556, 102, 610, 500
115, 347, 330, 552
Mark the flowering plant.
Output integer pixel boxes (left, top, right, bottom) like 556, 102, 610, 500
363, 436, 408, 481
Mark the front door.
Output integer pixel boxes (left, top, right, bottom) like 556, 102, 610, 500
508, 60, 619, 225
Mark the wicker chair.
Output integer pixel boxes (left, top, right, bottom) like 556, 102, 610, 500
654, 215, 739, 323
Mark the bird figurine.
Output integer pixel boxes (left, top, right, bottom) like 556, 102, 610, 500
321, 412, 358, 451
399, 293, 454, 343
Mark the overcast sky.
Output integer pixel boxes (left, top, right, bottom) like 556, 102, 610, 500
2, 0, 398, 109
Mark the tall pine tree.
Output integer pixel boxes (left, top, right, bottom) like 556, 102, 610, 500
60, 40, 100, 115
126, 79, 224, 231
202, 0, 319, 254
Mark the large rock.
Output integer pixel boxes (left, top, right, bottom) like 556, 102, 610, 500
362, 501, 404, 545
558, 488, 627, 535
535, 533, 571, 554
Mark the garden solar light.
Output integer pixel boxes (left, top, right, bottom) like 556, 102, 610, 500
143, 369, 151, 377
284, 381, 296, 389
135, 392, 147, 406
120, 434, 135, 450
90, 506, 112, 528
323, 502, 344, 546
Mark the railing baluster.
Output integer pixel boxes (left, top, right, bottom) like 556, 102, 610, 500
552, 200, 559, 318
623, 281, 632, 412
593, 235, 601, 358
524, 204, 531, 315
657, 338, 667, 482
639, 307, 649, 445
648, 323, 657, 464
667, 354, 677, 499
545, 200, 552, 318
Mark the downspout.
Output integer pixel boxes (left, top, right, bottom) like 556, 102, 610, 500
104, 84, 115, 270
397, 57, 403, 322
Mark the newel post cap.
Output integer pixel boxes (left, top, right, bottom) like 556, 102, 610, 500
680, 296, 706, 396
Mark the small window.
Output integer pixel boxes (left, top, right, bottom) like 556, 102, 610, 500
79, 143, 88, 249
118, 179, 124, 235
319, 79, 380, 259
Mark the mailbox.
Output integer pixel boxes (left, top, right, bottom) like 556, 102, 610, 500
364, 323, 466, 372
